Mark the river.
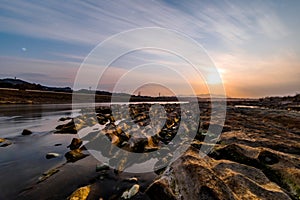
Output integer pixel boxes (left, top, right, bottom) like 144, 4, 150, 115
0, 102, 184, 199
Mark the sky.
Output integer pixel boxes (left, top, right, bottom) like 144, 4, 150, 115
0, 0, 299, 98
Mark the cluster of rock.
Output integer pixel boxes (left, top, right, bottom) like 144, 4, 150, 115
228, 93, 300, 111
64, 138, 88, 162
35, 101, 300, 199
146, 146, 293, 200
0, 129, 33, 148
145, 104, 300, 200
56, 103, 206, 174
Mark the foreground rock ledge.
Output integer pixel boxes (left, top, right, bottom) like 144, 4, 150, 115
146, 147, 291, 200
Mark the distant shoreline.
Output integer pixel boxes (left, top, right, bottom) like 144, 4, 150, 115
1, 88, 298, 112
0, 88, 179, 104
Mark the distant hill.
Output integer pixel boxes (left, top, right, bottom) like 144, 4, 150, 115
0, 78, 72, 93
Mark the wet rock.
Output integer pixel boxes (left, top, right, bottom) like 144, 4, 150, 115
68, 185, 91, 200
125, 177, 138, 183
96, 163, 110, 172
38, 168, 59, 183
55, 118, 86, 134
45, 152, 60, 159
67, 138, 83, 150
146, 179, 176, 200
22, 129, 32, 135
121, 184, 139, 199
59, 116, 72, 121
97, 114, 109, 125
55, 123, 77, 134
65, 149, 88, 162
0, 139, 12, 147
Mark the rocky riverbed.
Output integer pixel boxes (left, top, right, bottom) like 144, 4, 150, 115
1, 101, 299, 200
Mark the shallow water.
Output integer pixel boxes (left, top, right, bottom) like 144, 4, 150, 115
0, 104, 81, 199
0, 102, 183, 199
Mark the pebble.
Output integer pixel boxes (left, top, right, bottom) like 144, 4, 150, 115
46, 153, 60, 159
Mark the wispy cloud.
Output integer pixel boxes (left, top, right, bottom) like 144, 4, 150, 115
0, 56, 79, 86
0, 0, 299, 97
0, 1, 287, 45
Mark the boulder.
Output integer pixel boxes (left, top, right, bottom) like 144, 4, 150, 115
67, 138, 83, 150
146, 147, 291, 200
65, 149, 88, 162
68, 185, 91, 200
55, 119, 80, 134
22, 129, 32, 135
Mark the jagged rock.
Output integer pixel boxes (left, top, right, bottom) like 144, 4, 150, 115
45, 152, 60, 159
146, 147, 292, 200
22, 129, 32, 135
55, 118, 87, 134
67, 138, 83, 150
68, 185, 91, 200
55, 122, 77, 134
210, 143, 300, 198
65, 149, 88, 162
146, 178, 176, 200
121, 184, 139, 199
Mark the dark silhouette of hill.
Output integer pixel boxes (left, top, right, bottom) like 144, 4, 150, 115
0, 78, 72, 93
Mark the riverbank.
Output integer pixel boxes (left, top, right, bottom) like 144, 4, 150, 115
0, 88, 181, 104
0, 88, 110, 104
0, 102, 299, 199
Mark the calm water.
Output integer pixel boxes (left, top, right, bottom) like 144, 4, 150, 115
0, 102, 185, 199
0, 104, 81, 199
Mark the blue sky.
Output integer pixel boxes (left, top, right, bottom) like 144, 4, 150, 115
0, 0, 299, 97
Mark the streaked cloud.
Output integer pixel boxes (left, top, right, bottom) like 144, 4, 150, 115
0, 56, 79, 86
0, 0, 299, 97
